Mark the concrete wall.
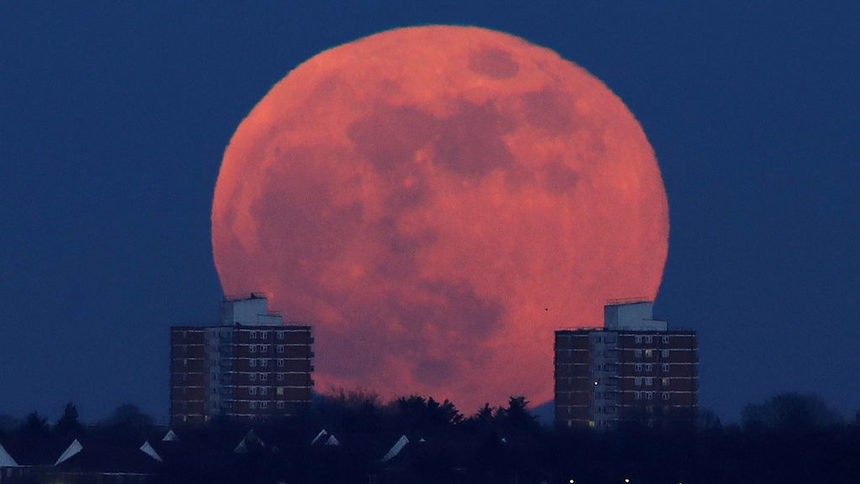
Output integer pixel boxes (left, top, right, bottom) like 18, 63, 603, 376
220, 296, 283, 326
604, 302, 668, 331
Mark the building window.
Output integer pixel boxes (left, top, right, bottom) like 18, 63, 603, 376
277, 345, 285, 354
277, 401, 285, 409
261, 345, 268, 353
662, 377, 670, 386
260, 373, 267, 381
249, 401, 257, 409
250, 331, 257, 339
250, 373, 257, 381
634, 391, 642, 400
635, 363, 643, 372
261, 332, 267, 340
250, 345, 256, 353
662, 392, 670, 400
646, 392, 654, 400
661, 336, 669, 344
260, 401, 268, 409
634, 336, 642, 344
277, 373, 284, 381
634, 377, 642, 386
662, 363, 670, 372
260, 359, 267, 367
277, 331, 285, 340
249, 359, 256, 368
661, 349, 670, 358
249, 387, 257, 395
260, 387, 268, 396
277, 387, 284, 396
645, 363, 653, 372
644, 349, 653, 358
645, 377, 653, 386
634, 349, 642, 358
645, 335, 653, 344
277, 359, 284, 368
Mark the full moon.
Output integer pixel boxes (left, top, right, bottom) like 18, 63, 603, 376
212, 26, 668, 411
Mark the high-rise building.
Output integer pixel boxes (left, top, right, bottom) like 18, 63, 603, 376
170, 294, 314, 425
554, 301, 697, 430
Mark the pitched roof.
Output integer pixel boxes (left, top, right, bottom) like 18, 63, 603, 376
53, 437, 161, 473
381, 435, 409, 462
310, 429, 328, 445
233, 429, 265, 454
55, 439, 83, 465
139, 441, 162, 462
0, 444, 18, 467
324, 435, 340, 446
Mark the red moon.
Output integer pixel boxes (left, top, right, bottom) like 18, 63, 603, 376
212, 26, 668, 411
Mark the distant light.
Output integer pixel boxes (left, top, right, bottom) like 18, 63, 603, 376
594, 381, 599, 386
624, 479, 630, 483
569, 480, 575, 484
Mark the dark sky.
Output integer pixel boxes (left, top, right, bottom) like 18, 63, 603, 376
1, 2, 857, 424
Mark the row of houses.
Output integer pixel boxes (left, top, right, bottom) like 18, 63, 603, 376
0, 426, 430, 483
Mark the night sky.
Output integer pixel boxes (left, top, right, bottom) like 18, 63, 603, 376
1, 2, 857, 424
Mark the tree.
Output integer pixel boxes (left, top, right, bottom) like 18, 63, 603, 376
741, 392, 841, 431
20, 412, 50, 440
315, 387, 383, 433
103, 404, 154, 441
470, 403, 497, 427
54, 402, 83, 437
496, 396, 540, 434
391, 395, 463, 434
698, 408, 722, 432
0, 414, 19, 436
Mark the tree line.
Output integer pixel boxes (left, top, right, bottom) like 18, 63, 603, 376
1, 392, 859, 483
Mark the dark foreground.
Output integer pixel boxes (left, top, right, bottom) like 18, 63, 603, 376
2, 394, 859, 483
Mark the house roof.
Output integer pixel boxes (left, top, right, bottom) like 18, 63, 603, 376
0, 444, 18, 467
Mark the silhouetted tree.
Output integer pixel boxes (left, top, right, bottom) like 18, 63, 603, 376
698, 408, 722, 432
496, 396, 540, 435
391, 395, 462, 435
316, 387, 384, 434
0, 414, 19, 436
328, 387, 381, 408
54, 402, 83, 437
20, 412, 50, 439
473, 403, 495, 424
741, 392, 841, 431
106, 403, 153, 427
102, 403, 154, 441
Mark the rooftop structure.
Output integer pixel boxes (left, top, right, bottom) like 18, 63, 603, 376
554, 302, 698, 430
170, 295, 314, 425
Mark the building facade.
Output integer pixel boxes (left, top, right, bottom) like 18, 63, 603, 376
554, 301, 697, 430
170, 294, 314, 425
